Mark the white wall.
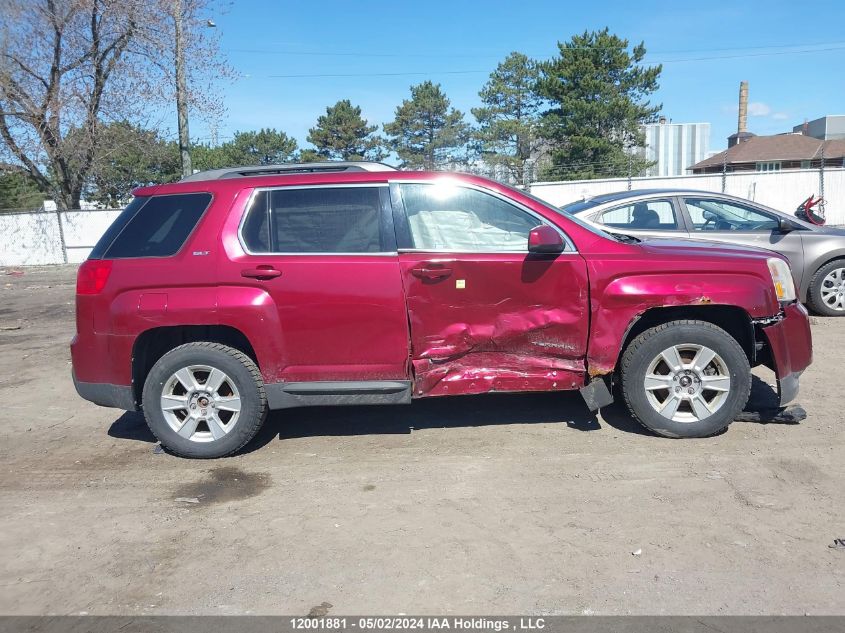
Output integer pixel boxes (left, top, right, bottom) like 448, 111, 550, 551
0, 209, 121, 266
61, 209, 122, 262
641, 122, 710, 177
530, 168, 845, 225
1, 168, 844, 266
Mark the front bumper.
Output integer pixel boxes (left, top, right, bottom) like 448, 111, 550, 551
757, 302, 813, 406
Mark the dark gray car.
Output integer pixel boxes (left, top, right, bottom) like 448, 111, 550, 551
564, 189, 845, 316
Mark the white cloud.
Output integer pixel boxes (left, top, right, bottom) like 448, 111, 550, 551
747, 102, 772, 117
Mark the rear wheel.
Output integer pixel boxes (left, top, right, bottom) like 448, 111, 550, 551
142, 342, 267, 458
620, 320, 751, 438
807, 259, 845, 316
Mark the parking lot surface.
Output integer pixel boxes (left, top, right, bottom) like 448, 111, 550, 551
0, 266, 843, 615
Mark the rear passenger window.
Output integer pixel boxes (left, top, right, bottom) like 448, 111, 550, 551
241, 187, 385, 253
93, 193, 211, 259
597, 200, 678, 231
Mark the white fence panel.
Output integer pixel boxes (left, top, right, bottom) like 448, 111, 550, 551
0, 211, 65, 266
0, 209, 122, 266
61, 210, 122, 263
530, 168, 844, 224
1, 169, 844, 267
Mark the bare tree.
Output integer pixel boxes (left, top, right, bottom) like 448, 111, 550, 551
130, 0, 232, 177
0, 0, 230, 209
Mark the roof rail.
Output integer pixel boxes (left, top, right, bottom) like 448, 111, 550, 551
180, 161, 397, 182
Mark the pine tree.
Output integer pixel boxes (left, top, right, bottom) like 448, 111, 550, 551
472, 52, 543, 183
224, 129, 298, 165
192, 129, 298, 170
537, 29, 661, 181
0, 169, 48, 210
306, 100, 386, 161
384, 81, 469, 170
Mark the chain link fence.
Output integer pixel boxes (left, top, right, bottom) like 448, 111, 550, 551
528, 167, 844, 225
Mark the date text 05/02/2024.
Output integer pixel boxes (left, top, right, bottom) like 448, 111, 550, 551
290, 618, 547, 631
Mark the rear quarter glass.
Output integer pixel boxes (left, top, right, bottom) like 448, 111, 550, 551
89, 193, 212, 259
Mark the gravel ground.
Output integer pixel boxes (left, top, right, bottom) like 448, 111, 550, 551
0, 265, 842, 616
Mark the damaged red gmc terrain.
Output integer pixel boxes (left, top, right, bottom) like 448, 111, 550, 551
72, 162, 813, 458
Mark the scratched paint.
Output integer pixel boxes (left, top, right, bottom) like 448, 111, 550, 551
413, 352, 584, 397
74, 170, 806, 406
584, 252, 780, 376
416, 307, 585, 361
400, 252, 591, 397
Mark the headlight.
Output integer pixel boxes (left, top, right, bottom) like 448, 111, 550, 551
767, 257, 797, 303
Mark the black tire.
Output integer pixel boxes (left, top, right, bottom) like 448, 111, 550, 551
807, 259, 845, 317
142, 342, 267, 458
620, 320, 751, 438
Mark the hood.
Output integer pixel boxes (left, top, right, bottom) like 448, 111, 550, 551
636, 236, 780, 261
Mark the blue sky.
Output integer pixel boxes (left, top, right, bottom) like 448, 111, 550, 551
190, 0, 845, 154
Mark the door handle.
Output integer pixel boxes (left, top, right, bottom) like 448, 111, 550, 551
411, 265, 452, 280
241, 266, 282, 279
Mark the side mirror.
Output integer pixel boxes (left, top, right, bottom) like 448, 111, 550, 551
528, 225, 565, 254
778, 216, 797, 233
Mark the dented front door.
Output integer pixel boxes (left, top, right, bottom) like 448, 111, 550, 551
394, 182, 590, 398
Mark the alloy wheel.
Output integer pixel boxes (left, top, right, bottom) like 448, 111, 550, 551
820, 267, 845, 311
643, 344, 731, 423
159, 365, 242, 442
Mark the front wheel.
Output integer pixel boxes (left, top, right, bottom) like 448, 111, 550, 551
142, 342, 267, 458
807, 259, 845, 316
620, 321, 751, 438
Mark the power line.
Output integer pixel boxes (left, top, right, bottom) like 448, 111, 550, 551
261, 44, 845, 79
233, 40, 845, 59
267, 70, 488, 79
647, 39, 845, 55
652, 44, 845, 63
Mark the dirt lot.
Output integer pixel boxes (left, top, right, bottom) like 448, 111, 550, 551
0, 265, 842, 616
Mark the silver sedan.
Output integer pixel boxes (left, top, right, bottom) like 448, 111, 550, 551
564, 189, 845, 316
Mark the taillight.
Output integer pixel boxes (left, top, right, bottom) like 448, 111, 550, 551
77, 259, 113, 295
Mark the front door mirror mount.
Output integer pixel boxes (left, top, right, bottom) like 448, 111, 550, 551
528, 225, 565, 254
778, 217, 798, 233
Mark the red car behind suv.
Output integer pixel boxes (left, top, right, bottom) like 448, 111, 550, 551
72, 162, 812, 457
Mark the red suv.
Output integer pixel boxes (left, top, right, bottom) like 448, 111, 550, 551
72, 162, 812, 457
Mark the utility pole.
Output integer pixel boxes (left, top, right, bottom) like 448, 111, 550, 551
819, 142, 826, 202
174, 0, 191, 178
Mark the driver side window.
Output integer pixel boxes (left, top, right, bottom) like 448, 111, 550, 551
399, 183, 545, 252
686, 198, 779, 232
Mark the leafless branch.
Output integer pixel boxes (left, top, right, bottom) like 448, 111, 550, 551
0, 0, 232, 208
